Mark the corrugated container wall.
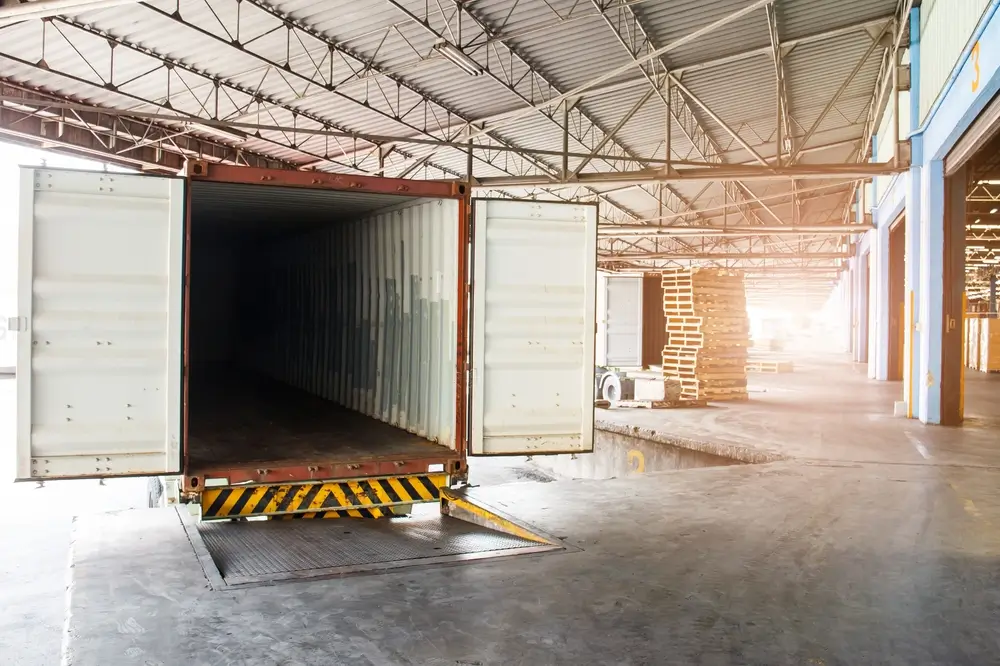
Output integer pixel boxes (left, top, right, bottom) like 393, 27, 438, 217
920, 0, 992, 121
244, 198, 459, 449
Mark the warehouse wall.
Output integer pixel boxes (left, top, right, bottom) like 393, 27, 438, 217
904, 0, 1000, 422
919, 0, 992, 122
242, 197, 460, 448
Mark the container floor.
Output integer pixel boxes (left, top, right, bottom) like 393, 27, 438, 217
186, 369, 452, 473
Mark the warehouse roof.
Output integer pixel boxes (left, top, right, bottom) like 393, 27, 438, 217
0, 0, 908, 290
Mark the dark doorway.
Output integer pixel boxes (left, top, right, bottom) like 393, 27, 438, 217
888, 216, 906, 380
941, 167, 967, 425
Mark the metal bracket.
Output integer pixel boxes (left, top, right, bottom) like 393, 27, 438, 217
896, 139, 913, 168
897, 64, 912, 92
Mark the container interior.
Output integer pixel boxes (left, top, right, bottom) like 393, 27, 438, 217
185, 181, 460, 475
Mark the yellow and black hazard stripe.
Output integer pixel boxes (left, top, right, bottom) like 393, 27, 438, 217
200, 473, 447, 520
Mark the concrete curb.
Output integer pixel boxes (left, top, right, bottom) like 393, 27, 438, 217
595, 419, 787, 465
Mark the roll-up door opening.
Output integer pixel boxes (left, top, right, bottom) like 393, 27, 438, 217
185, 181, 460, 479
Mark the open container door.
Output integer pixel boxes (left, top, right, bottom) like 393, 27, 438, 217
470, 199, 598, 456
13, 168, 184, 480
604, 276, 643, 367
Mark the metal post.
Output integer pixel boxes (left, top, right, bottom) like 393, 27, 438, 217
466, 136, 474, 185
775, 59, 782, 167
891, 19, 900, 169
990, 274, 997, 317
664, 76, 672, 174
562, 100, 569, 179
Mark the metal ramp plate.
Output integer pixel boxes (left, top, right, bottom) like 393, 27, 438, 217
191, 514, 560, 587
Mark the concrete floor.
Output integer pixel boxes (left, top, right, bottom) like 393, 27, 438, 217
598, 353, 1000, 467
6, 356, 1000, 665
64, 463, 1000, 665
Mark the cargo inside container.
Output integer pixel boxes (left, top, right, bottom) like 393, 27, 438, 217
185, 181, 460, 476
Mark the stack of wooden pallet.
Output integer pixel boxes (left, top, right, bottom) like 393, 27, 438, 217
660, 269, 750, 402
966, 316, 1000, 372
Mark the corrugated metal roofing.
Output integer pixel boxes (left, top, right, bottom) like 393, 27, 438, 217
0, 0, 902, 250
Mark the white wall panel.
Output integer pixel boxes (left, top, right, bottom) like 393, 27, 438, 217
920, 0, 992, 121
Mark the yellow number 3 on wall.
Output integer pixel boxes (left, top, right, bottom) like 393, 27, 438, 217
972, 42, 981, 92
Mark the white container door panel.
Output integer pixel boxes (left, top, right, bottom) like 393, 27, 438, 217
15, 168, 184, 480
470, 199, 597, 456
605, 276, 642, 367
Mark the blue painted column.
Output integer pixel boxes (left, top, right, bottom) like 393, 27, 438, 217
904, 165, 922, 417
918, 160, 945, 424
903, 3, 922, 418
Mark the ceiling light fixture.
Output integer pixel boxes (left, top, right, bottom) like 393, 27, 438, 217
187, 122, 247, 143
433, 40, 484, 77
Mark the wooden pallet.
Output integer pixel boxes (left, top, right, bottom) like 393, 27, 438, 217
746, 360, 794, 373
614, 398, 708, 409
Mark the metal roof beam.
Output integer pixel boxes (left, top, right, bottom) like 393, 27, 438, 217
600, 251, 850, 260
232, 0, 558, 180
793, 21, 891, 161
669, 75, 769, 167
381, 0, 703, 230
0, 81, 285, 171
0, 0, 139, 27
23, 16, 394, 173
600, 224, 871, 237
588, 0, 774, 253
0, 45, 369, 176
570, 87, 656, 178
462, 0, 776, 141
765, 3, 793, 163
478, 162, 903, 187
134, 2, 490, 180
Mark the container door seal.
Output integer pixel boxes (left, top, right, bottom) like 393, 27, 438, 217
14, 168, 184, 480
469, 199, 597, 456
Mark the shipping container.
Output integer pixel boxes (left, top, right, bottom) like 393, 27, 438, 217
11, 164, 597, 511
595, 273, 665, 369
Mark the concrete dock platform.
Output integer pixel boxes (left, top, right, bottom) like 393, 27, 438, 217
597, 354, 1000, 467
62, 462, 1000, 665
5, 357, 1000, 665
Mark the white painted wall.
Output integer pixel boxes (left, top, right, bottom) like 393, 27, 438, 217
919, 0, 992, 122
